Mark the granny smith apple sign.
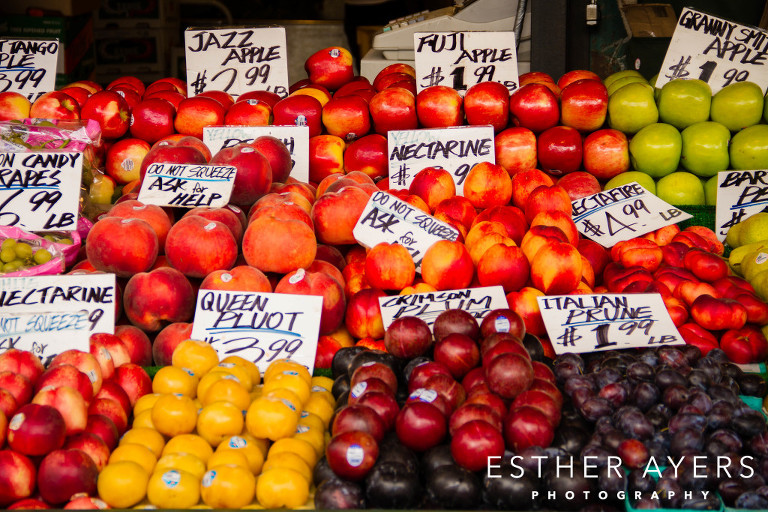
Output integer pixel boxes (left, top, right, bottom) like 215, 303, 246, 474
656, 7, 768, 94
716, 170, 768, 242
571, 182, 692, 247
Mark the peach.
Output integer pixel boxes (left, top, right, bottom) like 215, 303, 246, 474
200, 265, 272, 292
152, 322, 193, 367
580, 255, 595, 288
530, 241, 583, 294
86, 217, 158, 278
345, 288, 387, 339
242, 215, 317, 274
400, 282, 438, 295
316, 244, 347, 270
311, 185, 371, 245
477, 244, 530, 293
408, 167, 456, 212
462, 162, 513, 209
421, 240, 474, 291
123, 266, 195, 332
364, 242, 416, 291
520, 224, 569, 264
530, 210, 579, 246
275, 268, 346, 335
344, 134, 388, 180
388, 190, 431, 213
165, 215, 237, 278
106, 200, 172, 249
309, 134, 345, 184
465, 221, 509, 249
511, 169, 555, 210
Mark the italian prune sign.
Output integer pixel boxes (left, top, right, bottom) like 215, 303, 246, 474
0, 38, 58, 101
715, 169, 768, 241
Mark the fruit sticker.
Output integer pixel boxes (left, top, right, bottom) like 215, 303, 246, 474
656, 8, 768, 94
0, 39, 58, 101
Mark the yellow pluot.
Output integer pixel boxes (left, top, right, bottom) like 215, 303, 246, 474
146, 469, 200, 509
215, 435, 265, 475
196, 401, 245, 447
155, 452, 207, 480
246, 394, 299, 441
119, 427, 165, 459
172, 339, 220, 377
162, 434, 214, 464
256, 468, 309, 509
97, 461, 149, 509
200, 464, 256, 509
151, 393, 198, 437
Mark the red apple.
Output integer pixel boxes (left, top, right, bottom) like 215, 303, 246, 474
557, 171, 602, 201
305, 46, 354, 91
464, 81, 510, 132
80, 90, 130, 139
29, 91, 80, 120
508, 83, 559, 133
272, 95, 323, 137
416, 85, 463, 128
369, 87, 418, 135
537, 125, 583, 176
250, 135, 292, 183
559, 78, 608, 132
174, 95, 227, 139
322, 95, 371, 141
129, 98, 176, 143
0, 91, 31, 121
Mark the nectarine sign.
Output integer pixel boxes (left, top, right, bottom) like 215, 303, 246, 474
0, 38, 58, 101
0, 274, 116, 365
715, 170, 768, 241
537, 293, 683, 355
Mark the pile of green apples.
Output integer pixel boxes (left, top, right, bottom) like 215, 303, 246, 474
604, 70, 767, 206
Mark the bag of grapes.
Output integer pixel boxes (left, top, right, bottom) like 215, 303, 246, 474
0, 226, 66, 276
36, 216, 87, 268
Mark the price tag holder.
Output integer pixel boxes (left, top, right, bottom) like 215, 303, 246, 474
353, 190, 459, 271
537, 293, 684, 355
0, 151, 81, 231
191, 289, 322, 375
378, 285, 508, 330
387, 126, 494, 194
184, 26, 289, 98
203, 125, 309, 183
0, 38, 58, 102
715, 170, 768, 241
138, 162, 237, 208
656, 8, 768, 94
413, 31, 518, 95
0, 274, 116, 366
572, 182, 692, 247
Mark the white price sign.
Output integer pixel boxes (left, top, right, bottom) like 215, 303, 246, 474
379, 286, 508, 330
0, 151, 81, 231
138, 162, 236, 208
387, 126, 494, 194
656, 8, 768, 94
0, 274, 116, 366
353, 190, 459, 271
572, 182, 692, 247
413, 31, 518, 94
715, 170, 768, 241
537, 293, 684, 355
185, 27, 289, 98
203, 125, 309, 183
0, 38, 58, 102
191, 289, 322, 374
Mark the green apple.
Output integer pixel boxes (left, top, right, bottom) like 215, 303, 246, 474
604, 171, 656, 195
655, 171, 705, 205
657, 79, 712, 130
629, 122, 682, 178
608, 82, 659, 135
764, 89, 768, 123
607, 75, 648, 96
730, 124, 768, 170
704, 175, 718, 206
680, 121, 730, 177
604, 69, 645, 89
710, 81, 764, 132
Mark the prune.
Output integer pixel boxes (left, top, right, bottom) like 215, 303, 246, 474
720, 376, 742, 395
365, 461, 421, 509
679, 344, 702, 365
425, 464, 480, 510
739, 374, 768, 397
600, 356, 630, 374
735, 491, 768, 509
543, 462, 593, 511
658, 346, 688, 369
579, 397, 613, 422
597, 465, 626, 506
552, 425, 591, 455
332, 346, 368, 378
718, 478, 747, 506
594, 367, 622, 389
314, 456, 338, 486
694, 357, 722, 383
377, 438, 419, 476
638, 349, 660, 367
656, 476, 683, 508
515, 445, 548, 473
627, 361, 655, 382
686, 369, 712, 390
482, 466, 540, 510
705, 348, 730, 363
687, 389, 712, 414
420, 444, 454, 477
615, 408, 654, 440
601, 429, 625, 452
750, 432, 768, 458
668, 413, 707, 433
595, 415, 615, 434
707, 401, 735, 430
632, 495, 661, 509
655, 368, 687, 390
598, 381, 629, 407
670, 428, 704, 455
708, 384, 738, 404
555, 361, 583, 383
627, 468, 656, 494
662, 384, 690, 409
315, 476, 366, 509
555, 353, 584, 370
708, 429, 743, 454
580, 444, 616, 468
332, 374, 350, 400
564, 375, 595, 396
631, 382, 660, 412
521, 333, 546, 361
678, 493, 723, 510
349, 349, 400, 379
732, 409, 767, 438
720, 362, 744, 380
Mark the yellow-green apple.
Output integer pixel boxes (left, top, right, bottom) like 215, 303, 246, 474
537, 125, 583, 176
656, 171, 705, 205
248, 135, 292, 183
276, 268, 346, 334
606, 75, 649, 96
680, 121, 730, 177
363, 242, 415, 291
152, 322, 193, 367
607, 82, 658, 134
113, 324, 153, 367
273, 94, 323, 137
242, 214, 317, 273
408, 166, 456, 211
105, 138, 150, 184
32, 386, 88, 436
311, 185, 370, 244
556, 171, 601, 200
223, 99, 271, 126
0, 450, 36, 505
711, 81, 764, 132
174, 95, 227, 139
583, 128, 629, 180
604, 170, 656, 195
434, 195, 478, 233
142, 88, 185, 109
209, 143, 273, 206
558, 69, 600, 90
515, 174, 560, 222
416, 85, 463, 128
657, 78, 711, 130
559, 78, 608, 132
200, 265, 271, 293
472, 205, 527, 245
369, 87, 418, 135
0, 349, 44, 388
80, 90, 130, 139
530, 241, 583, 294
508, 83, 559, 133
494, 127, 536, 176
730, 124, 768, 170
0, 91, 31, 120
603, 69, 644, 89
477, 243, 529, 292
107, 75, 145, 95
464, 81, 509, 132
29, 90, 80, 120
343, 133, 387, 180
237, 90, 281, 108
86, 216, 158, 277
321, 95, 371, 141
107, 199, 173, 249
463, 162, 512, 209
183, 206, 244, 244
308, 134, 345, 184
304, 46, 354, 91
123, 266, 195, 332
629, 122, 681, 178
164, 215, 237, 278
129, 98, 176, 143
197, 90, 234, 109
421, 240, 474, 291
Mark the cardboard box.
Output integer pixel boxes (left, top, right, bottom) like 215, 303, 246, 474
0, 0, 100, 16
96, 0, 178, 28
622, 3, 677, 38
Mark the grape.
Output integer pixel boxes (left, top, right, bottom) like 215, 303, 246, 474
0, 238, 16, 250
33, 248, 52, 265
0, 246, 14, 263
14, 242, 32, 259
